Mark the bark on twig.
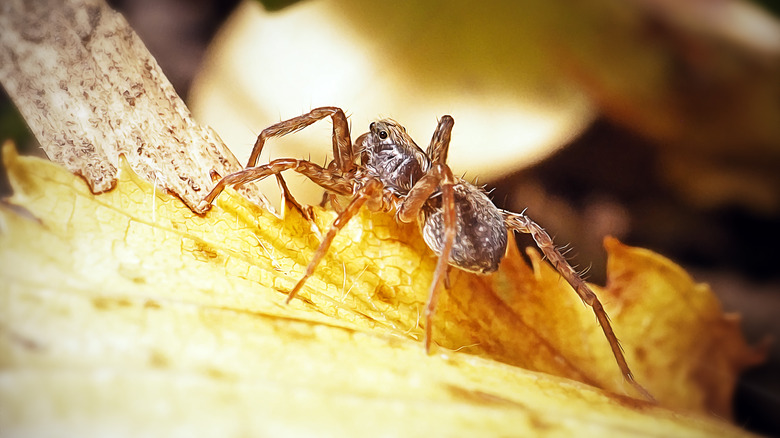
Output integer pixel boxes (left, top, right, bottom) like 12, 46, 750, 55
0, 0, 264, 213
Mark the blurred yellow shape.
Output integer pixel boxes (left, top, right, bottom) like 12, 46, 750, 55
190, 1, 594, 207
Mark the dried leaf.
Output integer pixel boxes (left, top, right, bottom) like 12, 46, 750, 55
0, 143, 763, 436
430, 231, 767, 417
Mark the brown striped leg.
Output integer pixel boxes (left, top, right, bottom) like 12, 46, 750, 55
503, 210, 655, 401
198, 158, 353, 210
246, 107, 355, 174
275, 173, 317, 226
285, 179, 384, 303
425, 115, 454, 165
397, 163, 457, 353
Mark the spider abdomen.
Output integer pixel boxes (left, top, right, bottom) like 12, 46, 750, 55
421, 182, 508, 274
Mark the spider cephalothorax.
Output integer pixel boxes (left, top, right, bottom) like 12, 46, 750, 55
356, 119, 429, 195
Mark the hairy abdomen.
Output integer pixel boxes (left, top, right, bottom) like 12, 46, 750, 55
421, 183, 507, 273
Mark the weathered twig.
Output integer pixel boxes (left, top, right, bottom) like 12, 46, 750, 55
0, 0, 266, 213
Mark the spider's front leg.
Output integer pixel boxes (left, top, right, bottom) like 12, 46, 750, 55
237, 107, 355, 222
425, 114, 454, 164
503, 211, 655, 401
200, 157, 381, 303
198, 158, 352, 210
285, 178, 385, 303
246, 106, 355, 173
397, 163, 457, 353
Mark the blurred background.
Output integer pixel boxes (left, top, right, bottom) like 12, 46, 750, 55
1, 0, 779, 433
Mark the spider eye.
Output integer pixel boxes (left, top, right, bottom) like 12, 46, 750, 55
379, 130, 388, 140
369, 122, 376, 131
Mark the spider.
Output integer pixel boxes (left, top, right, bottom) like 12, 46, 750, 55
199, 106, 653, 401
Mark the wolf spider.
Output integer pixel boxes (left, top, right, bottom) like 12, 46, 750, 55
199, 106, 653, 400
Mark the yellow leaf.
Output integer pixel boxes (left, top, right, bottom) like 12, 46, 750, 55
0, 143, 763, 436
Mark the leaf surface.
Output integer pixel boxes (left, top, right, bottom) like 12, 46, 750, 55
0, 144, 764, 436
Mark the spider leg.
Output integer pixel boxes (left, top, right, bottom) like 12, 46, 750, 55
503, 210, 655, 401
425, 115, 454, 164
246, 107, 355, 174
319, 166, 346, 213
396, 163, 457, 353
286, 179, 384, 303
198, 158, 353, 209
397, 114, 455, 223
399, 117, 458, 352
275, 173, 317, 232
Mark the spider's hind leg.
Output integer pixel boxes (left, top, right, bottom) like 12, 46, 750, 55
502, 210, 655, 402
